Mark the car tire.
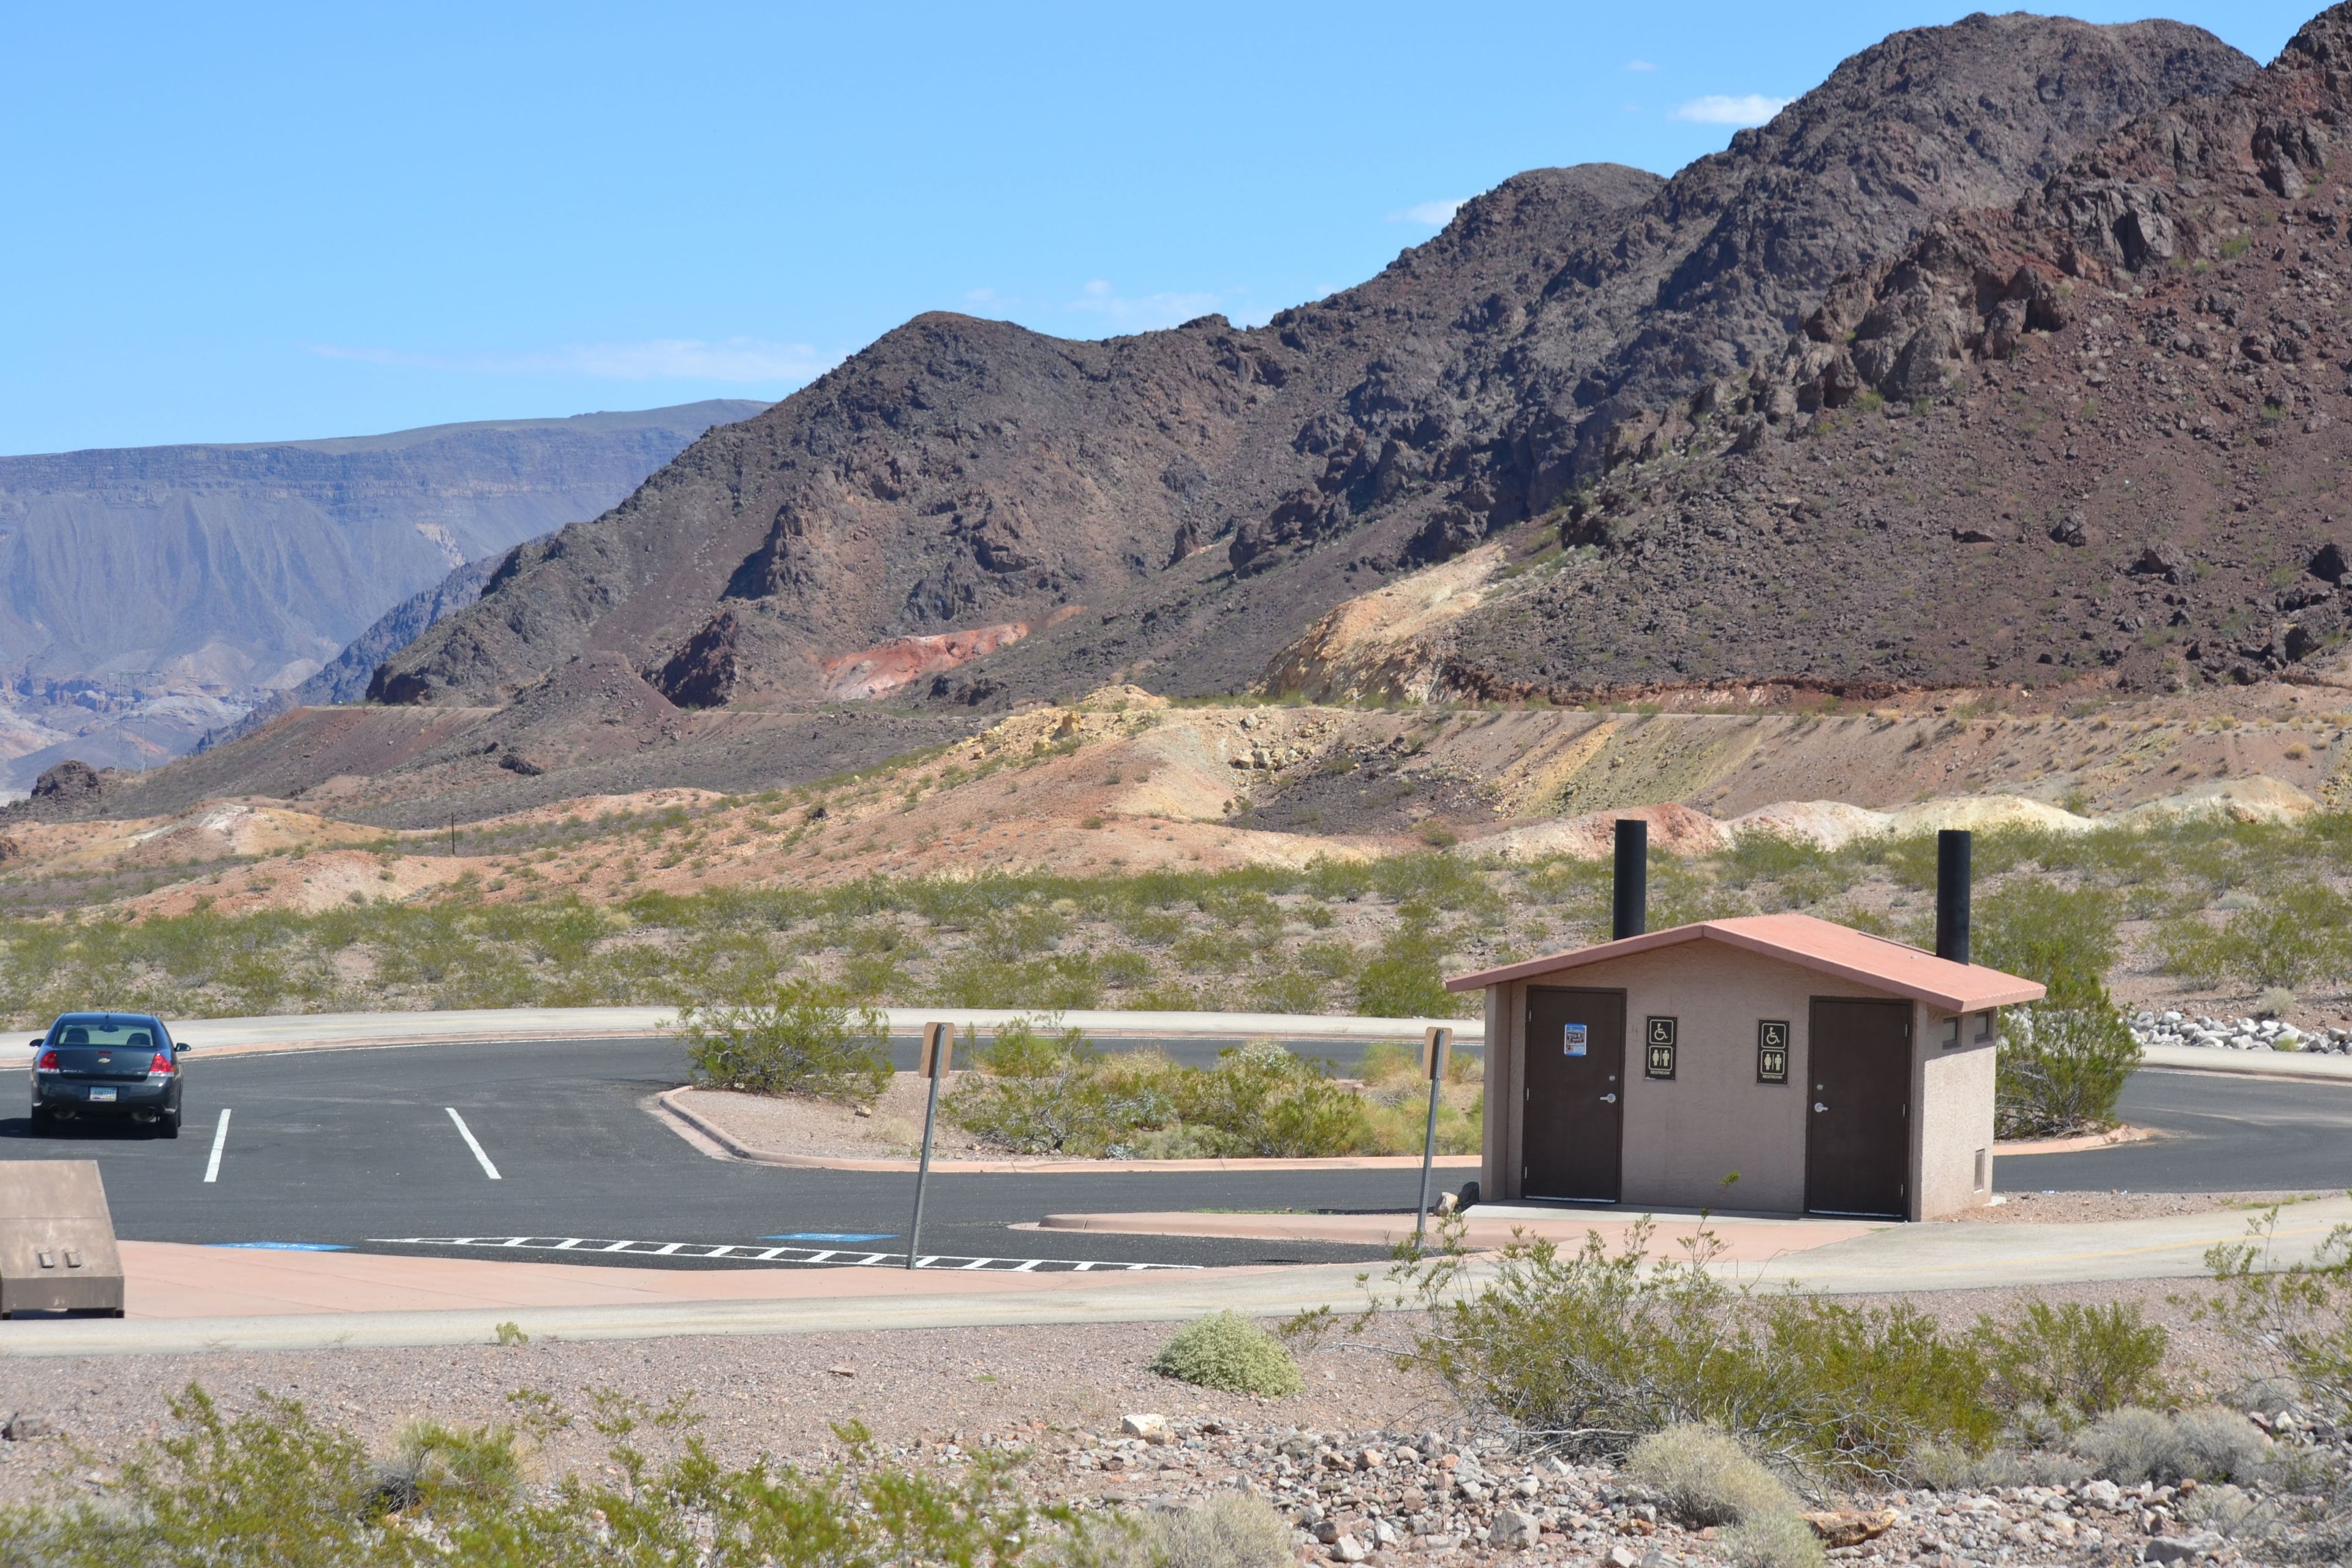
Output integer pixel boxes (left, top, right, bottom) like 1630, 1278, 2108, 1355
156, 1109, 181, 1139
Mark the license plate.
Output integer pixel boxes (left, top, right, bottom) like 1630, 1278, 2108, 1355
86, 1087, 115, 1102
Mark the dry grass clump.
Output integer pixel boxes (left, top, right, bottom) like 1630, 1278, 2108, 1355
2076, 1406, 2271, 1485
1624, 1425, 1801, 1527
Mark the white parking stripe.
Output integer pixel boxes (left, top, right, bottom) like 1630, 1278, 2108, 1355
203, 1108, 232, 1183
371, 1235, 1199, 1272
444, 1108, 501, 1180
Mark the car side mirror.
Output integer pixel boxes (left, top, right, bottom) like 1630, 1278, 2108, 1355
27, 1038, 40, 1049
173, 1042, 189, 1054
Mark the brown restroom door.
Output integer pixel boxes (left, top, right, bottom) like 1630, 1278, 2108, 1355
1804, 998, 1911, 1218
1522, 987, 1626, 1202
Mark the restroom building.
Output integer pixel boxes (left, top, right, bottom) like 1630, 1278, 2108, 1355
1446, 828, 2045, 1220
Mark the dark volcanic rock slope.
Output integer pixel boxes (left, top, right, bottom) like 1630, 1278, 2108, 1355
1419, 2, 2352, 699
374, 17, 2251, 715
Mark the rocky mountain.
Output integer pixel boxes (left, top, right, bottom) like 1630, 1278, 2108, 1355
1325, 1, 2352, 703
369, 14, 2251, 722
0, 401, 763, 788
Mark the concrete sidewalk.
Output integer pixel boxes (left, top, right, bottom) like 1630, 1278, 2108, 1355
6, 1197, 2344, 1359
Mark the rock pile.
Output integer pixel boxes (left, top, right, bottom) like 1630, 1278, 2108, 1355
1026, 1414, 2329, 1565
2131, 1011, 2352, 1055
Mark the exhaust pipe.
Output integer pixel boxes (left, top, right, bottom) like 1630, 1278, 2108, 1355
1936, 829, 1972, 964
1612, 819, 1648, 941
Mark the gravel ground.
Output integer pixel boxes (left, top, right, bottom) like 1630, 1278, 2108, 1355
678, 1075, 995, 1159
2, 1284, 2342, 1564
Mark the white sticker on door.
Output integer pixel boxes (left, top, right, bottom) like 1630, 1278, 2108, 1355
1563, 1023, 1588, 1057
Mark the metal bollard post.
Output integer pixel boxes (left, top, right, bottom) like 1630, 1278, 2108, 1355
905, 1020, 951, 1270
1413, 1025, 1451, 1245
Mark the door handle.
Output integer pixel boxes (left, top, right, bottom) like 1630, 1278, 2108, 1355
1600, 1093, 1618, 1104
1812, 1102, 1828, 1113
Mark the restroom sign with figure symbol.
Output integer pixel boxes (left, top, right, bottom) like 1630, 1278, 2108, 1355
1643, 1016, 1678, 1079
1756, 1019, 1790, 1084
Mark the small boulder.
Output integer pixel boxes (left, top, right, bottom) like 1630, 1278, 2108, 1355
1488, 1510, 1540, 1551
2312, 540, 2351, 582
2, 1413, 59, 1441
1803, 1508, 1899, 1547
1121, 1413, 1171, 1445
2050, 510, 2089, 547
1330, 1533, 1369, 1562
2144, 1531, 2225, 1564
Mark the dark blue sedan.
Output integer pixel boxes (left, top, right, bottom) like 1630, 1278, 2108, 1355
28, 1012, 186, 1137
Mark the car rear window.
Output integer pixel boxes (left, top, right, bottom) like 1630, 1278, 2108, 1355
48, 1017, 164, 1052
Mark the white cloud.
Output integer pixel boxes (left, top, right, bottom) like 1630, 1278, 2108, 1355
1387, 198, 1464, 227
306, 337, 832, 383
1065, 279, 1226, 332
1671, 93, 1791, 127
1623, 58, 1657, 72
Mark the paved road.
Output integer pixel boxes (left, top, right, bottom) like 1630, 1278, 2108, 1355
0, 1038, 1417, 1271
4, 1043, 2347, 1272
1996, 1067, 2352, 1194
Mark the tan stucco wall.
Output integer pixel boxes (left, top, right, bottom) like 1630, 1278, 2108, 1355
1914, 1004, 2000, 1220
1476, 947, 1998, 1219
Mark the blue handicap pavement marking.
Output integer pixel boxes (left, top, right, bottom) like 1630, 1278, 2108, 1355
210, 1242, 352, 1251
764, 1232, 895, 1243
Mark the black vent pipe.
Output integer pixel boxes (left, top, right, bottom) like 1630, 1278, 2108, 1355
1612, 819, 1648, 941
1936, 829, 1972, 964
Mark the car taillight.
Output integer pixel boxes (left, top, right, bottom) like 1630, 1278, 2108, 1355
36, 1049, 57, 1071
148, 1052, 175, 1075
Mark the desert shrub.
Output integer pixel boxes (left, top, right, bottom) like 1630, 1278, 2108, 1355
2075, 1406, 2269, 1484
1723, 1509, 1828, 1568
1171, 1042, 1371, 1157
2202, 1210, 2352, 1427
1149, 1493, 1294, 1568
1354, 929, 1453, 1019
1996, 1002, 2141, 1138
1388, 1218, 1999, 1478
1624, 1425, 1799, 1527
678, 975, 891, 1106
938, 952, 1104, 1010
2154, 885, 2352, 991
0, 1384, 1061, 1568
1973, 1300, 2168, 1422
1150, 1312, 1305, 1397
1973, 881, 2119, 1004
1251, 968, 1329, 1014
944, 1023, 1176, 1156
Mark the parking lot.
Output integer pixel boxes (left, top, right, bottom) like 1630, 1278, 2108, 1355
3, 1036, 2348, 1274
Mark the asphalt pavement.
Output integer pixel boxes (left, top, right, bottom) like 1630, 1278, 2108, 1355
0, 1036, 1415, 1271
3, 1040, 2347, 1273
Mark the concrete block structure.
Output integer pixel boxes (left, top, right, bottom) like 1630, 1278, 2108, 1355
1447, 912, 2045, 1220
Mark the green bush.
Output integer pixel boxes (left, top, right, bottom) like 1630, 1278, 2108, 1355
943, 1022, 1175, 1156
1170, 1042, 1371, 1157
1996, 1001, 2141, 1138
1624, 1425, 1801, 1527
678, 975, 891, 1106
0, 1385, 1062, 1568
1973, 1300, 2168, 1422
1973, 880, 2119, 1005
1149, 1312, 1305, 1397
1387, 1218, 2000, 1478
2202, 1210, 2352, 1427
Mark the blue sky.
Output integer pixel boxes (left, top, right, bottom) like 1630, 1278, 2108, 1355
0, 2, 2317, 454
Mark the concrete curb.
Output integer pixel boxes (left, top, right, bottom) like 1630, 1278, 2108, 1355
0, 1005, 1485, 1070
655, 1087, 1485, 1175
0, 1262, 1413, 1358
2139, 1042, 2352, 1083
1994, 1124, 2156, 1157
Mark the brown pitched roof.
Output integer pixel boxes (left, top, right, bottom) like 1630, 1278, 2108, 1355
1446, 911, 2047, 1014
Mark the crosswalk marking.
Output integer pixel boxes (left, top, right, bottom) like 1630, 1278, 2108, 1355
370, 1235, 1197, 1272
